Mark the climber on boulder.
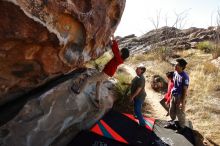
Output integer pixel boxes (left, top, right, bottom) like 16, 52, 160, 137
71, 35, 130, 108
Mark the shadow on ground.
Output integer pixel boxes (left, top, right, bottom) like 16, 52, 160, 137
193, 130, 219, 146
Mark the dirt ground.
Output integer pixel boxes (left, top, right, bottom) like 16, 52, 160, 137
144, 84, 170, 120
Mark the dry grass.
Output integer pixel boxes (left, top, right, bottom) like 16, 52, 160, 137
129, 52, 173, 75
127, 53, 152, 64
187, 60, 220, 144
146, 61, 172, 77
151, 47, 173, 61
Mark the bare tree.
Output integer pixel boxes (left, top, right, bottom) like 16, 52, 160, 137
148, 9, 162, 50
214, 7, 220, 45
149, 9, 162, 30
148, 9, 190, 61
216, 7, 220, 26
214, 7, 220, 58
149, 8, 190, 41
173, 9, 190, 29
163, 13, 170, 45
211, 10, 215, 26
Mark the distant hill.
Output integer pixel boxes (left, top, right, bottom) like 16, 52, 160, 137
117, 26, 220, 55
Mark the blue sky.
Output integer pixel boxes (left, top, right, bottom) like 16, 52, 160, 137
115, 0, 220, 37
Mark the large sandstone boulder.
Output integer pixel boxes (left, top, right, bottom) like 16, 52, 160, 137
0, 69, 115, 146
0, 0, 126, 105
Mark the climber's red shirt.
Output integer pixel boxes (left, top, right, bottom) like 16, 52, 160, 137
102, 40, 123, 77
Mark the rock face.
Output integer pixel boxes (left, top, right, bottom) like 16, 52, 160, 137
0, 0, 126, 105
118, 26, 220, 55
0, 69, 115, 146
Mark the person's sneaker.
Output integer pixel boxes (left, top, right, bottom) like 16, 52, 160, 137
164, 121, 175, 129
174, 121, 181, 130
164, 123, 172, 128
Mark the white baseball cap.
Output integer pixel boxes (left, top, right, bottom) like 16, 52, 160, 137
137, 63, 145, 68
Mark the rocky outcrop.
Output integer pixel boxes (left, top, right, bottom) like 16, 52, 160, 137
118, 26, 220, 55
0, 69, 115, 146
0, 0, 126, 105
150, 75, 167, 93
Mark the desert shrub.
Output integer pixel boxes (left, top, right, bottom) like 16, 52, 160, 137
196, 41, 214, 53
114, 73, 132, 101
196, 41, 220, 58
